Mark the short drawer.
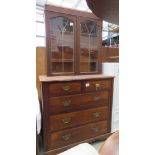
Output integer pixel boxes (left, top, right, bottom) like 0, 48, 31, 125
48, 91, 110, 114
48, 120, 108, 149
48, 106, 108, 132
48, 81, 81, 97
83, 79, 112, 92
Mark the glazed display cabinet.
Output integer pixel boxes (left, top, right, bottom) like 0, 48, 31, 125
40, 4, 114, 155
45, 5, 102, 76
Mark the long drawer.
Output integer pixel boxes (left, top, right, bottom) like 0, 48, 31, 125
48, 91, 110, 114
48, 81, 81, 97
48, 106, 108, 132
83, 79, 112, 92
48, 120, 108, 150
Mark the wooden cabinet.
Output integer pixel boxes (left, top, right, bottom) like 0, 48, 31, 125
45, 5, 102, 76
40, 75, 114, 155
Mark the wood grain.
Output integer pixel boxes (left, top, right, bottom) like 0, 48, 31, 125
36, 47, 46, 100
48, 120, 108, 150
48, 91, 110, 114
48, 81, 81, 97
49, 107, 109, 132
101, 47, 119, 63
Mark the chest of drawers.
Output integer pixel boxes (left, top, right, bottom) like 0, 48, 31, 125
40, 75, 114, 155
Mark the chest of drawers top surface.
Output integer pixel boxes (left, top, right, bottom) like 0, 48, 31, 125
39, 74, 114, 82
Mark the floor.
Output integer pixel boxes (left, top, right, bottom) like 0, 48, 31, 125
91, 140, 104, 151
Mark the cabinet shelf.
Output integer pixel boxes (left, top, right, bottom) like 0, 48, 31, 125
80, 60, 98, 62
51, 59, 74, 62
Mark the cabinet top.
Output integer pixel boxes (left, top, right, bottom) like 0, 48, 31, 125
39, 74, 114, 82
45, 4, 101, 20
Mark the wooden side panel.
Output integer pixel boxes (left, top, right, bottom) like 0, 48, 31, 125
101, 47, 119, 62
36, 47, 46, 100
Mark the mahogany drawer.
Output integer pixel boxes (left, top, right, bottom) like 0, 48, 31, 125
48, 81, 81, 97
48, 106, 108, 132
48, 91, 110, 114
48, 120, 108, 150
83, 79, 112, 92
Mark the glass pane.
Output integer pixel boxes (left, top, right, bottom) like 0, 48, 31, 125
80, 20, 99, 73
80, 62, 90, 72
50, 16, 74, 74
80, 48, 89, 60
90, 62, 97, 72
80, 21, 99, 35
64, 62, 73, 72
63, 46, 73, 59
90, 35, 99, 48
52, 62, 63, 73
90, 49, 98, 60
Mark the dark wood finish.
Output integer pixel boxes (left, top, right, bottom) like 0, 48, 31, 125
45, 4, 99, 20
41, 4, 114, 155
48, 91, 110, 114
40, 75, 114, 155
49, 107, 108, 132
48, 81, 81, 97
48, 120, 108, 150
45, 4, 102, 76
83, 79, 112, 92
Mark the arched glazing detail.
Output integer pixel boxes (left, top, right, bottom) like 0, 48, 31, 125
50, 16, 74, 74
80, 20, 99, 73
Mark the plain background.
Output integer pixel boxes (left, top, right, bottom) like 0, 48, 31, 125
0, 0, 155, 155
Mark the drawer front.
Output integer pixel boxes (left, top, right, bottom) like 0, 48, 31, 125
83, 79, 112, 92
48, 91, 110, 114
48, 81, 81, 97
48, 120, 108, 149
49, 106, 108, 132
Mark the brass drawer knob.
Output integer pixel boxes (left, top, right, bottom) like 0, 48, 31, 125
95, 83, 100, 91
62, 117, 72, 124
93, 96, 101, 101
91, 127, 100, 132
62, 100, 71, 107
62, 134, 71, 141
93, 112, 101, 118
62, 85, 70, 91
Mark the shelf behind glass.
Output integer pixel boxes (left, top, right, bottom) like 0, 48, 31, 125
52, 59, 74, 62
52, 61, 74, 73
80, 61, 97, 73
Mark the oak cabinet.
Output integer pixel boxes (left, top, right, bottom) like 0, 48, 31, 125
40, 4, 113, 155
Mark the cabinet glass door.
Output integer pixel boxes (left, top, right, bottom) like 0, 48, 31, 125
80, 20, 100, 73
50, 16, 75, 74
